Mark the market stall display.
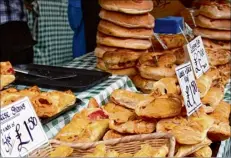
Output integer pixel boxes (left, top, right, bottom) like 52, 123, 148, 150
95, 0, 155, 76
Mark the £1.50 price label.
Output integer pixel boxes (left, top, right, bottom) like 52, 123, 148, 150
175, 62, 202, 116
185, 36, 210, 79
0, 97, 48, 157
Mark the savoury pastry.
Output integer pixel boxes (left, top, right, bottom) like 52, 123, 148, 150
199, 2, 231, 19
103, 102, 136, 123
196, 15, 231, 30
99, 9, 154, 28
134, 144, 168, 157
49, 145, 73, 157
196, 74, 213, 98
203, 38, 231, 50
208, 101, 231, 141
109, 119, 156, 134
110, 89, 154, 110
135, 94, 182, 119
0, 61, 15, 90
98, 0, 153, 14
191, 146, 212, 158
98, 20, 153, 39
32, 90, 76, 117
175, 138, 212, 157
103, 130, 126, 140
206, 48, 231, 66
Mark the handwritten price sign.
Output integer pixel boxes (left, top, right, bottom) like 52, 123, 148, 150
176, 62, 202, 116
0, 97, 48, 157
185, 36, 210, 79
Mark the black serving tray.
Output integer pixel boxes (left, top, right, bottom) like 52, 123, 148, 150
14, 64, 111, 92
40, 98, 82, 125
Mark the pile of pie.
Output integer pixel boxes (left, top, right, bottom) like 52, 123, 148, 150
54, 88, 231, 157
95, 0, 155, 76
0, 86, 76, 118
194, 1, 231, 84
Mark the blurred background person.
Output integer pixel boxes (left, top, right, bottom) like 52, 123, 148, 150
0, 0, 36, 65
68, 0, 86, 57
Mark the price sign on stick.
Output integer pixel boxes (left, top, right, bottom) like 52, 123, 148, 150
176, 62, 202, 116
0, 97, 48, 157
185, 36, 210, 79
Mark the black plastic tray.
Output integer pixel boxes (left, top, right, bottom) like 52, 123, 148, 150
14, 64, 111, 91
40, 98, 82, 125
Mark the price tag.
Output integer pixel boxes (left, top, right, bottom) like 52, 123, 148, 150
185, 36, 210, 79
0, 97, 48, 157
175, 62, 202, 116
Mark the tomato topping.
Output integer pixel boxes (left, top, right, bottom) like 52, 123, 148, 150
88, 109, 108, 121
7, 68, 15, 74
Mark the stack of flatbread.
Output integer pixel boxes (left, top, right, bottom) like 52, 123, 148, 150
194, 2, 231, 84
95, 0, 155, 76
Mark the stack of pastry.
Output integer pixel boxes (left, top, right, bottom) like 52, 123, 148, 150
132, 35, 187, 93
95, 0, 155, 76
194, 2, 231, 86
54, 89, 231, 157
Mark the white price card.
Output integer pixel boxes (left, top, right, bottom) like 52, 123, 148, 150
175, 62, 202, 116
0, 97, 48, 157
185, 36, 210, 79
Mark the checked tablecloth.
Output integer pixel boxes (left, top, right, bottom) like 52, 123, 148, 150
14, 52, 137, 139
14, 52, 230, 157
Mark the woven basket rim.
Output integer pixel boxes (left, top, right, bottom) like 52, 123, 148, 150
49, 132, 176, 157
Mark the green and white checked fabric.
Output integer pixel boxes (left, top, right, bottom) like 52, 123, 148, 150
14, 52, 137, 139
28, 0, 74, 66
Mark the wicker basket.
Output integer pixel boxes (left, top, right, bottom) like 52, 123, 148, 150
30, 133, 175, 157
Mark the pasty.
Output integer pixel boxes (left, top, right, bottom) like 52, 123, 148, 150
103, 130, 126, 140
109, 119, 156, 134
206, 48, 231, 66
110, 89, 154, 109
103, 102, 136, 123
208, 101, 231, 141
49, 145, 73, 157
32, 90, 76, 117
191, 146, 212, 157
135, 94, 182, 119
175, 138, 212, 157
201, 85, 224, 113
56, 108, 109, 143
196, 75, 213, 98
134, 144, 168, 157
171, 115, 214, 145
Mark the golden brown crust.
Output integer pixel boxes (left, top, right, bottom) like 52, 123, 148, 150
191, 146, 212, 158
194, 27, 231, 41
49, 146, 73, 157
96, 59, 138, 76
96, 32, 152, 50
94, 45, 147, 58
109, 119, 156, 134
0, 75, 15, 90
102, 49, 141, 69
99, 0, 153, 14
201, 85, 224, 113
99, 9, 154, 28
206, 48, 231, 66
102, 130, 126, 140
110, 89, 154, 110
196, 15, 231, 30
98, 20, 153, 39
196, 75, 213, 98
203, 38, 231, 50
208, 101, 231, 141
138, 64, 176, 80
151, 34, 187, 50
135, 94, 183, 119
199, 2, 231, 19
